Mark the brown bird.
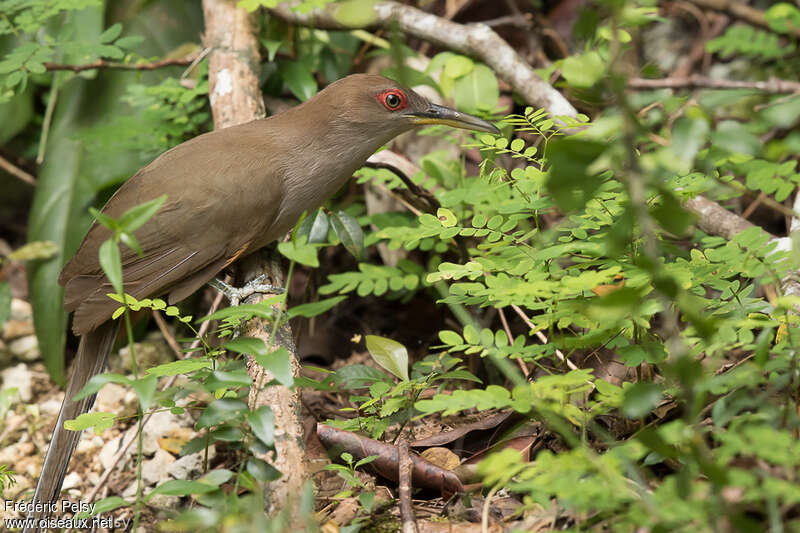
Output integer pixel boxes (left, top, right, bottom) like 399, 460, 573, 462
25, 74, 498, 530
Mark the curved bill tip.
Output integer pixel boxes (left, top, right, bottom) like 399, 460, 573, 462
407, 103, 501, 135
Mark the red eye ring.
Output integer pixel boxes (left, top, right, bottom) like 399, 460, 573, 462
378, 89, 408, 111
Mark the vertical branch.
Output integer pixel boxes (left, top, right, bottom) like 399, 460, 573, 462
201, 0, 309, 515
398, 440, 418, 533
201, 1, 265, 127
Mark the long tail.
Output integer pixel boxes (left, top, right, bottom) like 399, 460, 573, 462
24, 320, 119, 533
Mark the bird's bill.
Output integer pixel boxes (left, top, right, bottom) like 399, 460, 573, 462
406, 103, 500, 134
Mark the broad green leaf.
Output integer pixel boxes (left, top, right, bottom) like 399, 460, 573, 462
247, 405, 275, 446
117, 195, 167, 233
280, 60, 317, 101
545, 138, 606, 211
147, 359, 212, 377
115, 35, 145, 50
98, 240, 123, 295
247, 457, 282, 481
200, 296, 284, 322
365, 335, 409, 381
0, 282, 10, 330
334, 364, 392, 389
224, 336, 268, 356
452, 64, 499, 113
261, 39, 284, 62
622, 383, 662, 419
146, 480, 217, 501
278, 237, 319, 267
443, 55, 474, 79
0, 85, 33, 144
296, 208, 329, 244
671, 116, 709, 166
76, 496, 129, 519
560, 51, 605, 88
253, 347, 294, 387
205, 369, 252, 389
334, 0, 377, 26
287, 296, 346, 318
330, 210, 364, 260
99, 23, 122, 43
73, 373, 131, 401
64, 412, 116, 433
196, 398, 248, 429
130, 374, 158, 411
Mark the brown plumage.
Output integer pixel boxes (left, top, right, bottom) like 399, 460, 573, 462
26, 74, 498, 531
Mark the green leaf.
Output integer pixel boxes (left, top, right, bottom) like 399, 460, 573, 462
437, 207, 457, 228
73, 373, 130, 401
99, 23, 123, 44
330, 210, 365, 260
365, 335, 409, 381
224, 336, 267, 356
76, 496, 129, 519
115, 36, 144, 50
334, 0, 377, 26
296, 208, 329, 244
671, 116, 709, 166
546, 138, 606, 211
622, 383, 662, 419
0, 282, 10, 330
205, 369, 251, 389
201, 297, 283, 322
278, 237, 320, 267
130, 374, 158, 411
117, 195, 167, 233
287, 296, 346, 318
253, 347, 294, 387
560, 51, 605, 88
452, 64, 499, 113
261, 39, 284, 62
247, 457, 282, 481
438, 330, 463, 345
443, 55, 474, 79
64, 412, 115, 433
98, 240, 123, 294
247, 405, 275, 446
146, 480, 217, 501
196, 398, 248, 429
280, 61, 317, 101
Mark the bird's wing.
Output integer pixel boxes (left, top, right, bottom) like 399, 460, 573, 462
60, 122, 283, 335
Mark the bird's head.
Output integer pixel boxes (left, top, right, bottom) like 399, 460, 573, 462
322, 74, 500, 140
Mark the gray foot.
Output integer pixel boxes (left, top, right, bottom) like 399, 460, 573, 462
209, 274, 285, 306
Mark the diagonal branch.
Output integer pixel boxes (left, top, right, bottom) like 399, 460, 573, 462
267, 1, 577, 118
684, 0, 800, 39
44, 54, 200, 73
0, 154, 36, 185
628, 75, 800, 94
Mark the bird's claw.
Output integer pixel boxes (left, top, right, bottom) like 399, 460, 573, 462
209, 274, 285, 306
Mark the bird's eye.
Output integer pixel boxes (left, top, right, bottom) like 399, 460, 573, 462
378, 89, 408, 111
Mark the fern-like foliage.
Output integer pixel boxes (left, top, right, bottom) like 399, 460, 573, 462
706, 25, 795, 60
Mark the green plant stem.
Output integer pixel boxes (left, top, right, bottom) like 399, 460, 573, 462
121, 302, 145, 530
37, 72, 62, 164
